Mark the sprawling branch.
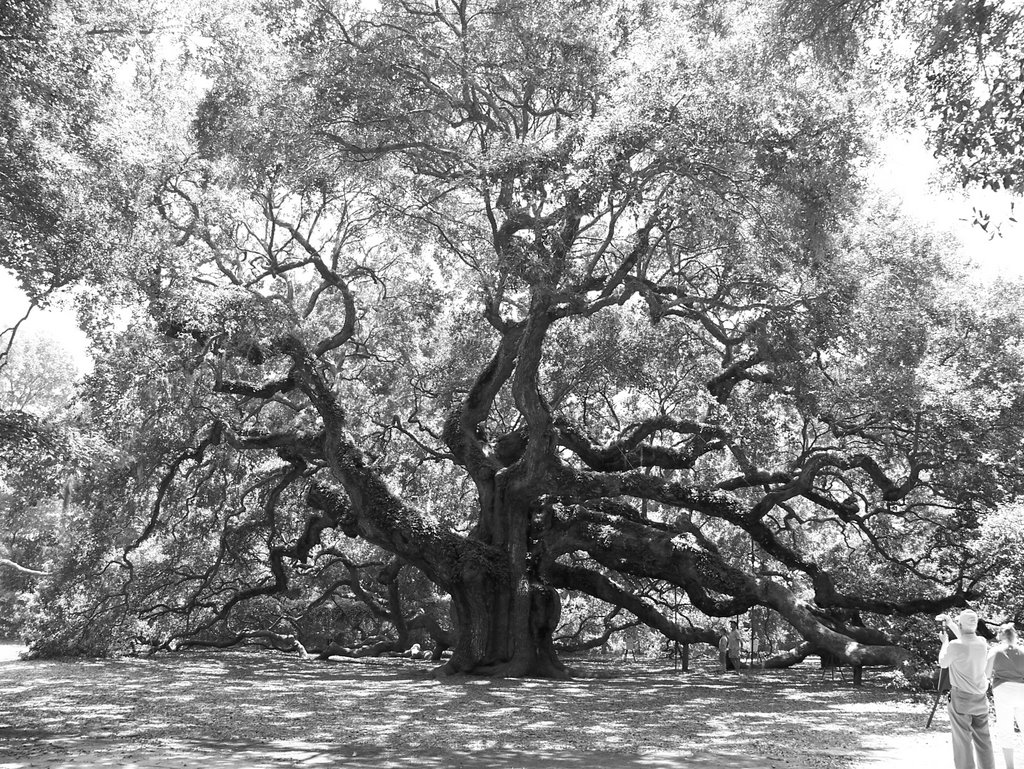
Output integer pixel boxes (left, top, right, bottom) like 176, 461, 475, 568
440, 323, 524, 474
0, 557, 51, 577
546, 562, 717, 646
546, 505, 932, 669
177, 629, 309, 657
554, 448, 972, 616
257, 205, 359, 357
555, 416, 728, 472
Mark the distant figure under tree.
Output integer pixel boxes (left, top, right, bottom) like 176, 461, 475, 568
623, 630, 639, 663
727, 620, 744, 677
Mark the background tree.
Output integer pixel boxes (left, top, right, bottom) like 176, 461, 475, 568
0, 410, 70, 637
0, 324, 86, 416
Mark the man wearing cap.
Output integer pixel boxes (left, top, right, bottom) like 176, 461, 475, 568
939, 609, 995, 769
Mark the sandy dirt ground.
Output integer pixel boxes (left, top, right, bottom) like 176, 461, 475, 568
0, 644, 1009, 768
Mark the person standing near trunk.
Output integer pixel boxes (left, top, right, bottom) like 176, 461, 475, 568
727, 620, 744, 678
939, 609, 995, 769
718, 627, 729, 673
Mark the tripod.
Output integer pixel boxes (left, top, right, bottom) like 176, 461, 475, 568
926, 666, 951, 728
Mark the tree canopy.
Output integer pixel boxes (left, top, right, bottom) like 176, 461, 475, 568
4, 0, 1024, 680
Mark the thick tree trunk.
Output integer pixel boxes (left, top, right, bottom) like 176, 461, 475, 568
436, 480, 568, 678
440, 575, 566, 677
305, 426, 567, 677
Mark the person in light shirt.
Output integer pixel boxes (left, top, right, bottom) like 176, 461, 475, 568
727, 619, 745, 677
987, 624, 1024, 769
939, 609, 995, 769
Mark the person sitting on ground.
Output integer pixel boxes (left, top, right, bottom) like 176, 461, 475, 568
987, 623, 1024, 769
939, 609, 995, 769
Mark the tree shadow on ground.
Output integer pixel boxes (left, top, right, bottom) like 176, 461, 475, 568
0, 650, 946, 768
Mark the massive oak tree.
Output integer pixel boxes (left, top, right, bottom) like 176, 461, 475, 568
13, 0, 1024, 677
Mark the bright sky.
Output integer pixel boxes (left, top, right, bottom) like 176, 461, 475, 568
0, 269, 92, 372
873, 133, 1024, 281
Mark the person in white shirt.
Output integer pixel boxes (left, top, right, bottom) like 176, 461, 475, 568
939, 609, 995, 769
986, 624, 1024, 769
